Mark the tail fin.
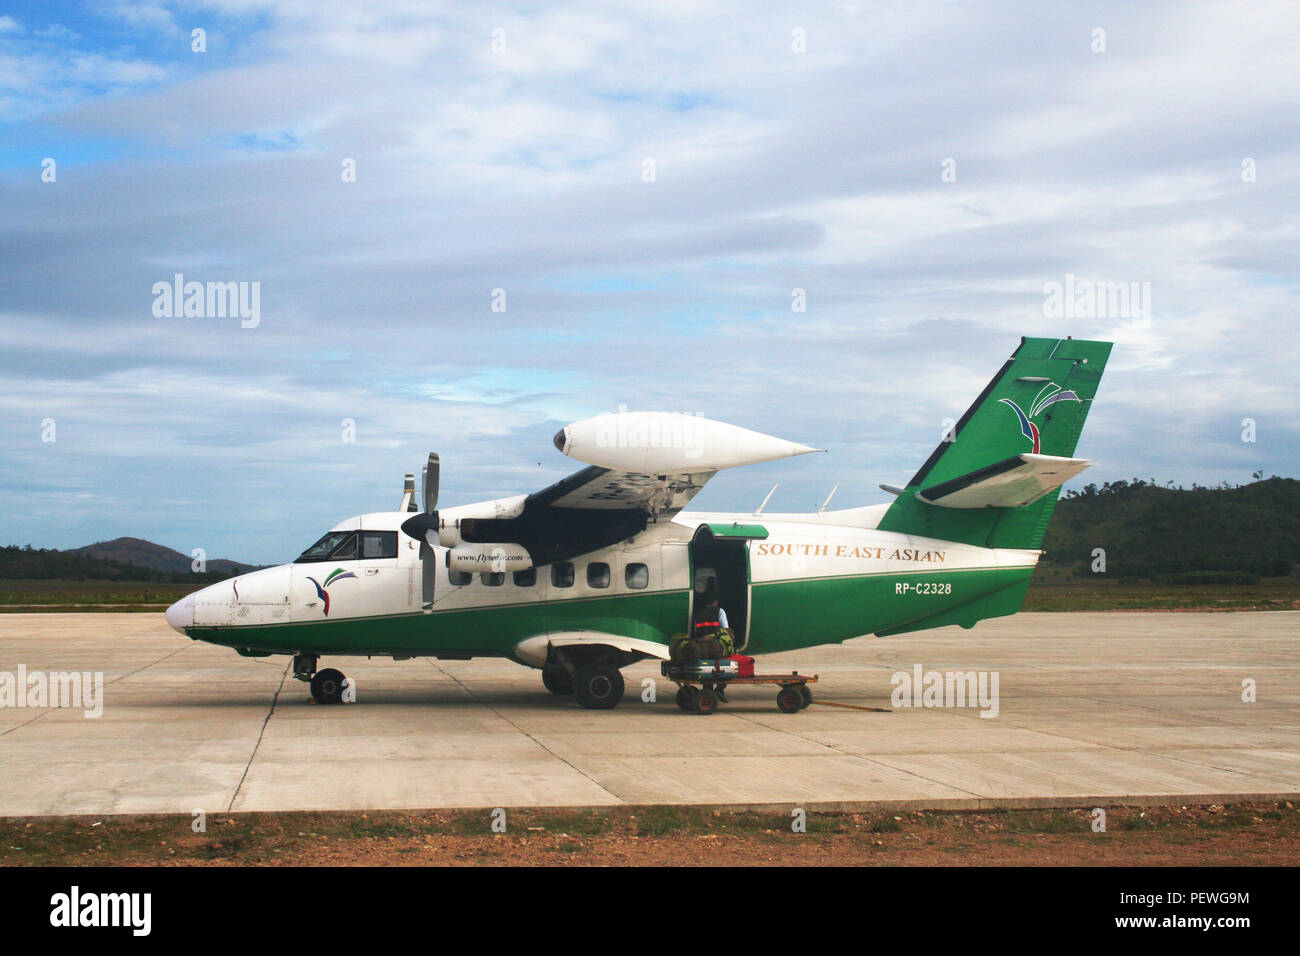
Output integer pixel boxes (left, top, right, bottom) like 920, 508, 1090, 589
877, 336, 1112, 550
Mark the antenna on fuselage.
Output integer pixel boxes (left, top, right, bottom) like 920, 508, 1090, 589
818, 482, 840, 514
754, 482, 779, 516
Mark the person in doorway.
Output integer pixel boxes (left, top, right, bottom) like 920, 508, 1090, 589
691, 588, 734, 701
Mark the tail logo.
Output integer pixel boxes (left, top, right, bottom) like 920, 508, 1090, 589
999, 382, 1080, 454
305, 567, 357, 617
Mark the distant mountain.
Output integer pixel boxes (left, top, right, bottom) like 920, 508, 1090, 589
0, 544, 255, 584
68, 537, 258, 576
1043, 476, 1299, 578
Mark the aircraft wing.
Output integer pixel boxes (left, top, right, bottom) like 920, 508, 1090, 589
416, 412, 819, 570
531, 463, 716, 516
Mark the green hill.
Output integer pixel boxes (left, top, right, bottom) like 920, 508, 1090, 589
1042, 476, 1299, 579
68, 537, 252, 576
0, 544, 253, 584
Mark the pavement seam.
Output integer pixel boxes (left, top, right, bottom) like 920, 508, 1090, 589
723, 710, 986, 799
990, 705, 1272, 782
0, 641, 194, 739
836, 657, 1277, 781
226, 661, 289, 813
426, 660, 628, 805
106, 643, 194, 685
0, 709, 51, 738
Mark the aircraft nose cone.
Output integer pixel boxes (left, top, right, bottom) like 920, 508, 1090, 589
165, 594, 194, 634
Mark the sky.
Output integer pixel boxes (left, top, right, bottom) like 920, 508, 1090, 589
1, 0, 1297, 565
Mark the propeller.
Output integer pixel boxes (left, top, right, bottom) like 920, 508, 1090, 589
402, 453, 441, 608
400, 452, 440, 544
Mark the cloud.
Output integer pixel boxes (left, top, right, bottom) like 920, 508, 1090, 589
0, 0, 1297, 561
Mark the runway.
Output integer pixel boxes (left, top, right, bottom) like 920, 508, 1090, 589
0, 611, 1297, 816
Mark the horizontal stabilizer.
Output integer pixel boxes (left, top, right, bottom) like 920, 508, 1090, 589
917, 454, 1091, 509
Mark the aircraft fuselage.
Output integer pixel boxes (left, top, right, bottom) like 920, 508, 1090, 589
167, 505, 1039, 661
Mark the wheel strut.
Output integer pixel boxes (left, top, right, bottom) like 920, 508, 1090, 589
292, 653, 318, 682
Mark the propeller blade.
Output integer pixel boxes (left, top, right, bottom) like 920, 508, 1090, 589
424, 452, 440, 513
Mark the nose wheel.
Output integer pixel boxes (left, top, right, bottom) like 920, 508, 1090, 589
293, 654, 348, 704
309, 668, 347, 704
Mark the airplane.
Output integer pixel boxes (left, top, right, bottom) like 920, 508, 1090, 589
165, 336, 1111, 709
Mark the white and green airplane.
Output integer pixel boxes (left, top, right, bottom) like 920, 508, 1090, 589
166, 336, 1111, 708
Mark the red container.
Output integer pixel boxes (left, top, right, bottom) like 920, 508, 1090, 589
728, 655, 755, 677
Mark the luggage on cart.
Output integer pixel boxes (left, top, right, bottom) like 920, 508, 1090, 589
673, 658, 740, 678
727, 654, 755, 677
670, 629, 736, 662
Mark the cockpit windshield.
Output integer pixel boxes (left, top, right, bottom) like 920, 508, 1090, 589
295, 530, 358, 563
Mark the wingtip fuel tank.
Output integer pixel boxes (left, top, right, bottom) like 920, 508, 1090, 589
555, 412, 819, 474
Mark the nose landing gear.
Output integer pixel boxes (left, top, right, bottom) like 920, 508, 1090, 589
293, 653, 349, 705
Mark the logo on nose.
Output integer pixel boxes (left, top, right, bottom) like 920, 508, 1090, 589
306, 567, 357, 616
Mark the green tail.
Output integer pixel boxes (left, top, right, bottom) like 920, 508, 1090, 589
877, 336, 1112, 550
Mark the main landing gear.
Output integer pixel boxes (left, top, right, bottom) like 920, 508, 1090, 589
293, 653, 349, 705
572, 662, 625, 709
541, 665, 574, 696
542, 655, 626, 709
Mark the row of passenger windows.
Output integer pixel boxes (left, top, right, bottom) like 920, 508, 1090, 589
448, 561, 650, 590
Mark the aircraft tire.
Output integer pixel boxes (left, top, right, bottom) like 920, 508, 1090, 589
676, 686, 698, 711
542, 666, 574, 695
776, 686, 802, 713
573, 663, 624, 709
311, 668, 346, 704
694, 689, 719, 715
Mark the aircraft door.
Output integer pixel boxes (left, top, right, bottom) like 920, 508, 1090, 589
359, 524, 416, 615
687, 525, 760, 651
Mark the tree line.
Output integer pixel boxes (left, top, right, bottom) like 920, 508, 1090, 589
0, 545, 247, 584
1045, 476, 1298, 579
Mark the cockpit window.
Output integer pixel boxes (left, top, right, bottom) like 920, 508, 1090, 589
362, 531, 398, 559
295, 530, 359, 563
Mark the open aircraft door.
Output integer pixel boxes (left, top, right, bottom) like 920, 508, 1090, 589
688, 522, 767, 651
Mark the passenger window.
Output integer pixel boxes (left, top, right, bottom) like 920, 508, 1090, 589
552, 562, 575, 588
448, 569, 472, 586
513, 568, 536, 587
625, 563, 649, 589
362, 531, 397, 559
587, 562, 610, 588
481, 572, 504, 587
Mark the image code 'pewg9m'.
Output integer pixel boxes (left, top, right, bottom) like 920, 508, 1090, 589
164, 336, 1111, 709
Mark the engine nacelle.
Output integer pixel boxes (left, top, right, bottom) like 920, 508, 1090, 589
436, 494, 528, 548
446, 543, 533, 573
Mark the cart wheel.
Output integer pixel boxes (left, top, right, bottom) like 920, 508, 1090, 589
797, 684, 813, 709
776, 686, 802, 713
676, 686, 698, 712
695, 689, 719, 715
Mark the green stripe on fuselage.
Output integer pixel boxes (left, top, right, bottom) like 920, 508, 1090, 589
186, 587, 690, 659
185, 565, 1033, 659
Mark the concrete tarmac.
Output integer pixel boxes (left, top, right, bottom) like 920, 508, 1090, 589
0, 612, 1296, 816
